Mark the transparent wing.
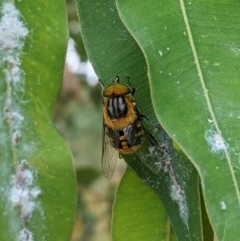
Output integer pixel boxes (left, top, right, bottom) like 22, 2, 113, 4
101, 125, 119, 178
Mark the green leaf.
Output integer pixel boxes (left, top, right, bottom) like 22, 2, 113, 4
123, 136, 202, 241
76, 0, 202, 240
0, 1, 76, 241
116, 0, 240, 240
112, 168, 177, 241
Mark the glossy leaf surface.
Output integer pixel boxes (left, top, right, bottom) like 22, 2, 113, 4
112, 168, 177, 241
76, 0, 202, 240
116, 0, 240, 240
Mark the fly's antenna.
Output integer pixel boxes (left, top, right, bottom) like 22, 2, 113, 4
126, 75, 131, 85
126, 76, 135, 95
113, 76, 120, 83
98, 79, 105, 87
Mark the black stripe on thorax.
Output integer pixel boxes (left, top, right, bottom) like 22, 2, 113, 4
107, 96, 128, 119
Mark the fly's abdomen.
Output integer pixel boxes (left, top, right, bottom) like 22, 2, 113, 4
106, 120, 143, 154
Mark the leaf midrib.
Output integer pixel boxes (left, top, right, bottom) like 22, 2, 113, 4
179, 0, 240, 204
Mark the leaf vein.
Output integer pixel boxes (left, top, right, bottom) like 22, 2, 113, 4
179, 0, 240, 203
